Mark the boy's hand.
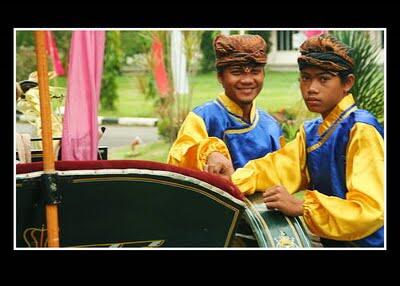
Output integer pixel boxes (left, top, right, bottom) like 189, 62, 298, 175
262, 185, 304, 216
204, 152, 234, 180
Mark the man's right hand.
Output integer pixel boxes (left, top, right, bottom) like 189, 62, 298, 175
204, 152, 234, 180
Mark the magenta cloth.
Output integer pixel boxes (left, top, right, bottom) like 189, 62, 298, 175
45, 31, 65, 76
61, 31, 105, 160
304, 30, 327, 38
152, 37, 170, 97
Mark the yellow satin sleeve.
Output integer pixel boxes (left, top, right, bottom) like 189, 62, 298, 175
167, 112, 231, 171
231, 125, 309, 196
303, 122, 384, 241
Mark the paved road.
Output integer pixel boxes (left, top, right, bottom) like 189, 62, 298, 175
15, 123, 159, 149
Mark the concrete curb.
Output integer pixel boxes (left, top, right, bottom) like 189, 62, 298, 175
16, 113, 158, 127
97, 116, 158, 127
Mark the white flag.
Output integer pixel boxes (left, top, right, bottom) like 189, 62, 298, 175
170, 30, 189, 95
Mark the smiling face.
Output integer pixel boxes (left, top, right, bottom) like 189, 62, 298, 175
217, 64, 265, 109
299, 66, 355, 119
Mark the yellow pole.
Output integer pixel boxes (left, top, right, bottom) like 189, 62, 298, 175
34, 31, 59, 247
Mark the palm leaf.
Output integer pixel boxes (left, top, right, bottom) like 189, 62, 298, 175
331, 31, 384, 123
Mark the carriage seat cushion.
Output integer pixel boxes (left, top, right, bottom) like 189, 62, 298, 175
16, 160, 244, 200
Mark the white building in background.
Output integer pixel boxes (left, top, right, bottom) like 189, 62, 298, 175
267, 30, 384, 71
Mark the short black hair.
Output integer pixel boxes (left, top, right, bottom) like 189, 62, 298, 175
216, 66, 225, 74
299, 64, 353, 84
337, 70, 354, 84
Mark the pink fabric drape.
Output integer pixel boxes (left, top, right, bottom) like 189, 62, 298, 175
45, 31, 65, 76
304, 30, 327, 38
151, 36, 170, 97
61, 31, 105, 160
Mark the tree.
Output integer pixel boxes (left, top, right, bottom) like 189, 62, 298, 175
120, 31, 152, 59
199, 31, 219, 73
16, 31, 72, 81
100, 31, 123, 111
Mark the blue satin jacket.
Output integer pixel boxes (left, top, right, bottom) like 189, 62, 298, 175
304, 105, 384, 247
193, 99, 282, 170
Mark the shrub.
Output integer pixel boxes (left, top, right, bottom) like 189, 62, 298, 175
16, 46, 39, 81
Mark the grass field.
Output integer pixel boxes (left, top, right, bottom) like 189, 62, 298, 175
53, 70, 304, 118
109, 140, 170, 162
116, 70, 302, 118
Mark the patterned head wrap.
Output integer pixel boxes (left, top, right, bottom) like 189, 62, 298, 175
214, 34, 267, 68
297, 34, 354, 73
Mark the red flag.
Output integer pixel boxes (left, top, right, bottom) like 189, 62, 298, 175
45, 31, 65, 76
151, 36, 170, 97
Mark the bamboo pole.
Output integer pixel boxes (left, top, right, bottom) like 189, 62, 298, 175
34, 31, 59, 248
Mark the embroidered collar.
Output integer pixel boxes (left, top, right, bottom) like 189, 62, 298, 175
217, 93, 257, 123
318, 94, 356, 135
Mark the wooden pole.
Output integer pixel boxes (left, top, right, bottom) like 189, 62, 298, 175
34, 31, 59, 247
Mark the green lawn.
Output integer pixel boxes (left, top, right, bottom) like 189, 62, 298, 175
54, 70, 304, 118
100, 75, 156, 118
109, 140, 171, 162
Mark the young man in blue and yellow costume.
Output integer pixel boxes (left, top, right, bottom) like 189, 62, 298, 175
167, 34, 284, 175
226, 35, 384, 247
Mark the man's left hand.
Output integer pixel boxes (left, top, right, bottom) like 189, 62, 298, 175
204, 152, 234, 180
